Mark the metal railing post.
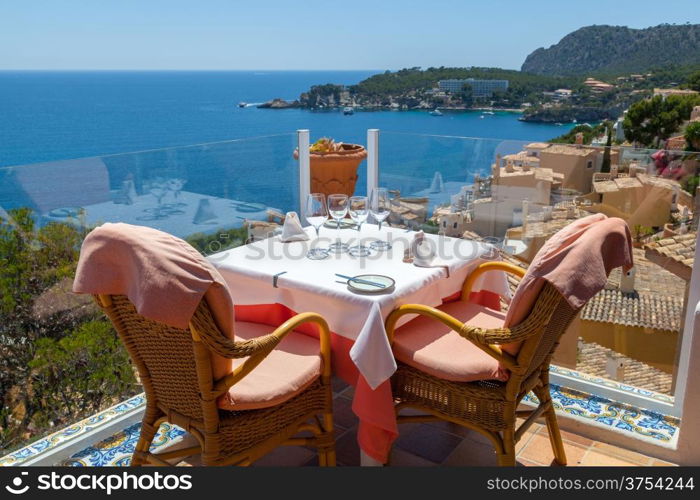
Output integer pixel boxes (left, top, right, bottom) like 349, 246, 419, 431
297, 129, 310, 221
367, 129, 379, 197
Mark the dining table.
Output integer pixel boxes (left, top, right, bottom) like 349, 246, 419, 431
209, 222, 511, 465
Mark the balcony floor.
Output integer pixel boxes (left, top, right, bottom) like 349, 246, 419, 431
60, 377, 677, 467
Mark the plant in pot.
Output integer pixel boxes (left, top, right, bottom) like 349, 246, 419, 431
294, 137, 367, 198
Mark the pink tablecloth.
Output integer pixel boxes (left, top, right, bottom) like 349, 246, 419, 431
211, 225, 509, 462
233, 289, 500, 463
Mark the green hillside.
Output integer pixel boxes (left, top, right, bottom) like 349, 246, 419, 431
521, 24, 700, 76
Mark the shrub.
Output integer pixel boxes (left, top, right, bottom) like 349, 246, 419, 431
686, 122, 700, 150
28, 320, 136, 426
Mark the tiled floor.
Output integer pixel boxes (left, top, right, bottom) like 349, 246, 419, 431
164, 379, 676, 467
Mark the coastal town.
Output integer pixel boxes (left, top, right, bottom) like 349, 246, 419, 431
241, 102, 700, 396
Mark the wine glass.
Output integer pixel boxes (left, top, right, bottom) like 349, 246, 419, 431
166, 178, 187, 207
327, 193, 349, 253
305, 193, 330, 260
348, 195, 370, 256
369, 187, 392, 251
146, 182, 168, 219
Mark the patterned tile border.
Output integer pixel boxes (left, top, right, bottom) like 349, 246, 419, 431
59, 423, 186, 467
550, 365, 675, 404
1, 376, 681, 466
0, 393, 146, 467
58, 385, 680, 466
524, 384, 679, 444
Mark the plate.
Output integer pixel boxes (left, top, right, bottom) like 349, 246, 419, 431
48, 207, 82, 218
346, 274, 395, 294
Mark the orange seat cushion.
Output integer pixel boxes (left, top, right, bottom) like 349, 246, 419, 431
217, 321, 322, 411
393, 301, 510, 383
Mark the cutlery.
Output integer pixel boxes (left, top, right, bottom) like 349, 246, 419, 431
335, 273, 387, 288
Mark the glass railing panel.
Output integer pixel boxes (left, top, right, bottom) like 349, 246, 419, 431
378, 131, 699, 414
0, 133, 299, 455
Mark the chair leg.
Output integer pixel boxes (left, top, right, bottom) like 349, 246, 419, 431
320, 411, 336, 467
496, 428, 516, 466
534, 385, 567, 466
131, 421, 159, 466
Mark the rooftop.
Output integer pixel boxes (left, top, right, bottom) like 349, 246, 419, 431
577, 340, 674, 395
581, 287, 682, 333
645, 233, 696, 281
541, 144, 596, 157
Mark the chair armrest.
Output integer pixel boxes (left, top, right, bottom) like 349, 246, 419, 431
190, 312, 331, 394
385, 304, 518, 372
461, 261, 525, 301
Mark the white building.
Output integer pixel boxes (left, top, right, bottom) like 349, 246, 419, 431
437, 79, 509, 98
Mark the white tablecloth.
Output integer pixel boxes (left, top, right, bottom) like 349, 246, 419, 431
210, 224, 510, 389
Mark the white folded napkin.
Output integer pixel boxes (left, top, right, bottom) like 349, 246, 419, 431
280, 211, 310, 242
411, 231, 450, 277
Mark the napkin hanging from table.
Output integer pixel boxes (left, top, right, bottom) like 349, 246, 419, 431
411, 230, 450, 277
193, 198, 217, 224
280, 211, 310, 242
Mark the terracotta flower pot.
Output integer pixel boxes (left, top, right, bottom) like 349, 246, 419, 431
294, 143, 367, 198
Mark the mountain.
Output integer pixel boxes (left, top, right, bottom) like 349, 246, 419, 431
521, 24, 700, 76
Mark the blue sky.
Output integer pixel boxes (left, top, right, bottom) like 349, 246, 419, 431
1, 0, 699, 70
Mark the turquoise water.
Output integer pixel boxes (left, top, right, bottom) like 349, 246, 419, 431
0, 71, 573, 224
0, 71, 572, 167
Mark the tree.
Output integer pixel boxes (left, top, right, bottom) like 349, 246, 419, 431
623, 94, 700, 147
457, 83, 473, 107
0, 210, 137, 453
686, 70, 700, 92
686, 121, 700, 150
550, 123, 608, 144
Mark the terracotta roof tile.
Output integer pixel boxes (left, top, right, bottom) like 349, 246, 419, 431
581, 288, 682, 332
644, 233, 696, 281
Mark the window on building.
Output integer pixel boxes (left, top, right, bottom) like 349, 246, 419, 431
587, 160, 593, 169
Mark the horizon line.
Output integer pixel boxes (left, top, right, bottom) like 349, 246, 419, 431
0, 67, 522, 72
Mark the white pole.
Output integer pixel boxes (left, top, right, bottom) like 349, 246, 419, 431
367, 129, 379, 197
298, 129, 310, 221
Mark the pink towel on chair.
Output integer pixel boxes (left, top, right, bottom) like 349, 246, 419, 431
73, 223, 235, 367
501, 214, 633, 354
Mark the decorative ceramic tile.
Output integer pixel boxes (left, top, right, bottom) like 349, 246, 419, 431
1, 382, 681, 467
550, 365, 675, 404
523, 384, 679, 443
59, 423, 186, 467
0, 393, 146, 467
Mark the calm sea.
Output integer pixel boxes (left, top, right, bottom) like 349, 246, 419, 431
0, 71, 574, 221
0, 71, 572, 167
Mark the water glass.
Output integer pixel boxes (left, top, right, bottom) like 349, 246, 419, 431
305, 193, 330, 260
327, 193, 349, 253
369, 188, 392, 251
348, 195, 370, 256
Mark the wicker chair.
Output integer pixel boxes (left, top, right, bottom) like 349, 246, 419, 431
94, 293, 336, 466
385, 261, 578, 466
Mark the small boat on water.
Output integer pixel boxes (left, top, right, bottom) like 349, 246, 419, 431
429, 109, 443, 116
238, 102, 247, 108
480, 115, 485, 119
483, 110, 495, 115
343, 106, 354, 115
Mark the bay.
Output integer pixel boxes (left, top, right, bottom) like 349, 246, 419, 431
0, 71, 574, 223
0, 70, 572, 166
